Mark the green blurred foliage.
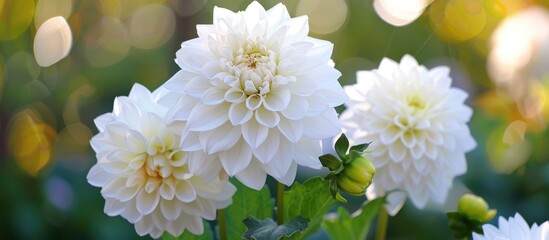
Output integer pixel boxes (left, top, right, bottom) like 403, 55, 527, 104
1, 0, 549, 239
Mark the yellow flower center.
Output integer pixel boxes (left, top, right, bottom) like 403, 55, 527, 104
244, 52, 263, 69
145, 154, 171, 179
407, 94, 426, 111
233, 40, 276, 97
141, 134, 186, 181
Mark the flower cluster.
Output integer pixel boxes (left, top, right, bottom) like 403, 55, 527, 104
341, 55, 476, 215
88, 1, 346, 238
85, 1, 505, 239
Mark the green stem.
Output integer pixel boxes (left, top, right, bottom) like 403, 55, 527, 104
277, 182, 285, 225
375, 207, 388, 240
218, 209, 227, 240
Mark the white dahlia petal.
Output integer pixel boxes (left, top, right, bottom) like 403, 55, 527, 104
235, 160, 268, 190
264, 138, 294, 179
255, 107, 280, 128
263, 88, 290, 111
241, 120, 269, 149
367, 185, 407, 217
87, 84, 235, 238
293, 136, 322, 169
277, 117, 303, 143
94, 113, 116, 132
187, 103, 229, 131
341, 55, 476, 215
118, 186, 140, 202
113, 97, 141, 129
123, 201, 142, 223
218, 140, 253, 175
281, 96, 309, 120
183, 77, 213, 98
303, 110, 342, 139
161, 71, 193, 95
377, 57, 399, 78
159, 1, 347, 189
278, 161, 298, 186
318, 80, 348, 107
104, 197, 126, 216
229, 102, 253, 125
254, 130, 280, 164
202, 87, 227, 105
305, 94, 330, 116
185, 215, 205, 235
473, 213, 549, 240
87, 164, 109, 187
174, 181, 197, 203
199, 123, 241, 154
137, 189, 160, 215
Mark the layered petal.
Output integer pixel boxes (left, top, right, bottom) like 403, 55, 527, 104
87, 83, 235, 238
159, 0, 345, 190
473, 213, 549, 240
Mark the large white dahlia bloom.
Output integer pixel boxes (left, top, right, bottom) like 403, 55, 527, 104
160, 1, 347, 189
87, 84, 236, 238
340, 55, 476, 215
473, 213, 549, 240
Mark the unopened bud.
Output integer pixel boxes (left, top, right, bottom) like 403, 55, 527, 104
458, 193, 496, 222
336, 155, 375, 196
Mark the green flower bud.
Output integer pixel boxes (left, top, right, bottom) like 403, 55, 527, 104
336, 155, 375, 196
457, 193, 496, 222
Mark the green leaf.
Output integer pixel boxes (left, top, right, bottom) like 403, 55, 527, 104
284, 177, 337, 239
223, 179, 275, 240
328, 177, 347, 203
335, 134, 350, 160
324, 172, 336, 181
349, 142, 371, 153
242, 216, 309, 240
161, 220, 214, 240
335, 191, 347, 203
321, 197, 385, 240
318, 154, 342, 171
446, 212, 484, 238
346, 150, 363, 164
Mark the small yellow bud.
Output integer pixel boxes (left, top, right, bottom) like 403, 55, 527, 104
336, 155, 375, 196
457, 193, 496, 222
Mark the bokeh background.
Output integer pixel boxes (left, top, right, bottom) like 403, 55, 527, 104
2, 0, 549, 239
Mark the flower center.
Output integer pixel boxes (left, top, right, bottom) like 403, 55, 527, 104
244, 52, 262, 69
145, 154, 171, 179
233, 40, 276, 97
142, 135, 185, 180
393, 95, 428, 133
407, 95, 426, 112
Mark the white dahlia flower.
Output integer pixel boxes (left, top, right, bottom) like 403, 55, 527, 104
340, 55, 476, 215
87, 84, 236, 238
473, 213, 549, 240
160, 1, 347, 189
